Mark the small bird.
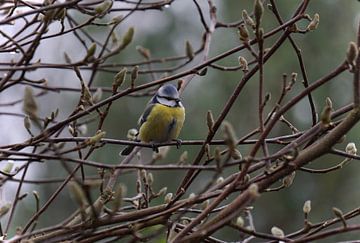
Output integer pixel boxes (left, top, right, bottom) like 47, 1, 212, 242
121, 84, 185, 155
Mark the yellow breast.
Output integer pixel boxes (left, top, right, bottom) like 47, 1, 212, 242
138, 104, 185, 143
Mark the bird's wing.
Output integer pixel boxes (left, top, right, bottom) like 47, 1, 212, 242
138, 103, 156, 127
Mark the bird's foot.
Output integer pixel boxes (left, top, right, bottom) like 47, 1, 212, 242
173, 139, 182, 149
151, 143, 159, 153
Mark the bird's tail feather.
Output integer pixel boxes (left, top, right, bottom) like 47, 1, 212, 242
121, 145, 135, 156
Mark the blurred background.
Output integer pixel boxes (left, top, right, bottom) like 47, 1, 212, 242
1, 0, 360, 241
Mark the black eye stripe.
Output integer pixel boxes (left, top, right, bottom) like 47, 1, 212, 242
158, 95, 178, 100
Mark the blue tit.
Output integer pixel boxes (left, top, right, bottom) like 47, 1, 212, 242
121, 84, 185, 155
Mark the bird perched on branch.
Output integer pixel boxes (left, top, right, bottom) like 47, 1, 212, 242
121, 84, 185, 155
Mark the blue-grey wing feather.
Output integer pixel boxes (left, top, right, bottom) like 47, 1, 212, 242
138, 103, 156, 127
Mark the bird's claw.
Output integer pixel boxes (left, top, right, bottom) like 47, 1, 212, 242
151, 143, 159, 153
174, 139, 182, 149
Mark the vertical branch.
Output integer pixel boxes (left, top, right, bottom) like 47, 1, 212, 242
353, 20, 360, 106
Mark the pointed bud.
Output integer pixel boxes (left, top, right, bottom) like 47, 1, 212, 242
0, 203, 11, 218
248, 183, 259, 198
23, 87, 38, 119
86, 130, 106, 145
136, 45, 151, 59
201, 200, 209, 210
222, 121, 237, 151
271, 226, 284, 238
64, 52, 72, 64
95, 0, 112, 15
232, 149, 242, 160
111, 15, 123, 24
303, 200, 311, 214
85, 43, 97, 61
306, 13, 319, 31
131, 65, 139, 88
147, 173, 154, 185
235, 216, 244, 227
320, 97, 333, 126
113, 68, 127, 92
216, 176, 224, 184
158, 187, 167, 196
346, 41, 358, 66
206, 110, 214, 133
188, 193, 196, 200
2, 161, 14, 174
254, 0, 264, 28
242, 10, 255, 29
238, 56, 248, 72
283, 171, 296, 187
164, 192, 173, 204
238, 24, 249, 42
346, 142, 357, 155
121, 27, 134, 49
205, 144, 211, 160
185, 41, 194, 60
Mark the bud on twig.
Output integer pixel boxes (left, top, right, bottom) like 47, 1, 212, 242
164, 192, 173, 204
320, 97, 333, 127
235, 216, 245, 227
185, 41, 194, 60
120, 27, 134, 49
136, 45, 151, 59
346, 142, 357, 155
113, 68, 127, 92
131, 65, 139, 88
346, 41, 359, 67
95, 0, 112, 16
254, 0, 264, 29
306, 13, 319, 31
242, 10, 255, 29
0, 203, 11, 218
271, 226, 285, 238
238, 56, 248, 72
86, 130, 106, 145
303, 200, 311, 214
248, 183, 259, 198
332, 207, 347, 227
2, 161, 14, 174
206, 110, 214, 133
216, 176, 224, 184
238, 24, 249, 42
158, 187, 167, 197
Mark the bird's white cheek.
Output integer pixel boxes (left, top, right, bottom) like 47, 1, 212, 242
157, 97, 177, 107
